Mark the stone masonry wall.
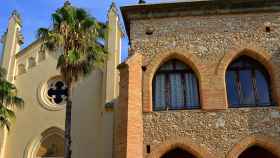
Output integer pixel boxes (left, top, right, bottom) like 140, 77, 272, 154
143, 108, 280, 158
130, 13, 280, 64
127, 11, 280, 158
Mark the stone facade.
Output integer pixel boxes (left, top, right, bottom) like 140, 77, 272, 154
117, 1, 280, 158
130, 13, 280, 63
136, 13, 280, 111
143, 108, 280, 158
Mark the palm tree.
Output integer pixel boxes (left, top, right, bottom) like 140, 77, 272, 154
0, 68, 24, 131
37, 2, 107, 158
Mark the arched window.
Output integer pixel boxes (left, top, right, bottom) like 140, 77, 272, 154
238, 145, 279, 158
17, 64, 26, 75
153, 59, 199, 110
28, 57, 36, 68
161, 148, 197, 158
226, 56, 273, 107
36, 130, 64, 158
37, 50, 46, 62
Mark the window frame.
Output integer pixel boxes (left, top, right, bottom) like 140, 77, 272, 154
226, 56, 275, 108
152, 60, 200, 111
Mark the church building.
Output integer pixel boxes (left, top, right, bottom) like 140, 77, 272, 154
1, 0, 280, 158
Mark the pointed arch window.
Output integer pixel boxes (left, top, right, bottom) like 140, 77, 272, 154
36, 128, 64, 158
153, 59, 200, 111
38, 50, 46, 62
36, 133, 64, 158
238, 145, 279, 158
161, 148, 197, 158
226, 56, 274, 107
17, 64, 26, 75
28, 57, 36, 68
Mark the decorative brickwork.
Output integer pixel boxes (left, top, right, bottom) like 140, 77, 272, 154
227, 134, 280, 158
217, 47, 280, 107
143, 50, 205, 112
146, 136, 215, 158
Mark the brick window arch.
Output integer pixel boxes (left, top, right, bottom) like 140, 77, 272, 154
238, 145, 279, 158
153, 59, 200, 110
225, 55, 274, 107
227, 134, 280, 158
161, 148, 197, 158
147, 136, 215, 158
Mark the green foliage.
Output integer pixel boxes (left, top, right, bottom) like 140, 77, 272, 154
67, 49, 80, 63
37, 3, 108, 157
37, 3, 108, 84
0, 68, 24, 131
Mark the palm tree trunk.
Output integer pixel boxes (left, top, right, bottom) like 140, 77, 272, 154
64, 83, 72, 158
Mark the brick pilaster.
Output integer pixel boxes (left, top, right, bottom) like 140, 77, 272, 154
114, 53, 143, 158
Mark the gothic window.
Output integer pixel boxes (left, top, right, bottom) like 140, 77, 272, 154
37, 50, 46, 62
152, 59, 200, 111
238, 145, 278, 158
226, 56, 273, 107
161, 148, 197, 158
47, 80, 68, 105
36, 133, 64, 158
28, 57, 36, 68
17, 64, 26, 75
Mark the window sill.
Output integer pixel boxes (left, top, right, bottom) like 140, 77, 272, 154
153, 107, 201, 112
229, 104, 277, 108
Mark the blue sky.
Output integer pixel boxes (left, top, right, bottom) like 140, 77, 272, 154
0, 0, 166, 60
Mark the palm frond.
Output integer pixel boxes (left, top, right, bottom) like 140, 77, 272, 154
57, 54, 66, 69
0, 67, 24, 131
6, 96, 24, 109
37, 5, 108, 85
0, 105, 16, 131
58, 5, 76, 26
81, 18, 96, 30
37, 28, 49, 39
0, 68, 7, 80
35, 4, 110, 157
52, 13, 62, 27
76, 8, 88, 22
